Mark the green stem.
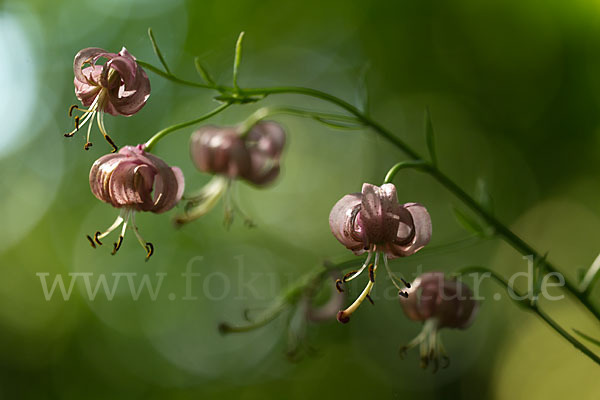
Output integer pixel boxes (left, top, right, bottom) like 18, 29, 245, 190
144, 103, 232, 152
457, 266, 600, 365
139, 60, 599, 321
137, 60, 224, 91
238, 106, 361, 136
219, 263, 344, 334
383, 160, 431, 184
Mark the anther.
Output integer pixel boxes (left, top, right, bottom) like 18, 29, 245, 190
217, 322, 232, 335
399, 291, 409, 298
335, 279, 344, 293
336, 310, 350, 324
104, 134, 118, 153
69, 105, 79, 117
366, 294, 374, 305
342, 270, 358, 282
399, 346, 408, 359
368, 263, 375, 282
111, 235, 123, 255
94, 231, 103, 245
401, 278, 411, 288
441, 356, 450, 369
75, 115, 80, 131
84, 142, 93, 151
144, 242, 154, 261
86, 235, 96, 249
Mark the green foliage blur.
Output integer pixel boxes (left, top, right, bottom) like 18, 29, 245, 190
0, 0, 598, 398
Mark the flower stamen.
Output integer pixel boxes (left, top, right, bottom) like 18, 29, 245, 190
131, 212, 154, 261
97, 110, 118, 153
337, 253, 379, 323
382, 254, 411, 297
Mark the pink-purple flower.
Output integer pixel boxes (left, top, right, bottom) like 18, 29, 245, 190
66, 47, 151, 152
329, 183, 432, 323
87, 144, 184, 260
399, 272, 479, 371
175, 121, 286, 226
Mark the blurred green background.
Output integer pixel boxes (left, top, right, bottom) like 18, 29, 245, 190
0, 0, 599, 398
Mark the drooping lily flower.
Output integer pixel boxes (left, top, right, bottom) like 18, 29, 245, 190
65, 47, 151, 152
87, 144, 184, 260
329, 183, 432, 323
399, 272, 479, 371
175, 121, 285, 226
219, 270, 345, 361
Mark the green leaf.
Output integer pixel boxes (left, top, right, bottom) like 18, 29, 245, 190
355, 63, 370, 115
424, 108, 437, 166
452, 206, 485, 237
194, 57, 215, 86
147, 28, 171, 74
475, 178, 494, 214
313, 116, 363, 130
233, 31, 245, 90
574, 329, 600, 348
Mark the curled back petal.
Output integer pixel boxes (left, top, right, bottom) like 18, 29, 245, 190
105, 65, 150, 116
385, 202, 431, 258
329, 193, 366, 254
73, 47, 110, 84
246, 121, 286, 158
360, 183, 404, 246
101, 54, 137, 90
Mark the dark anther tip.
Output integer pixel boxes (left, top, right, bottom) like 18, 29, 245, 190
366, 294, 374, 305
441, 356, 450, 369
64, 132, 74, 138
68, 105, 78, 117
145, 242, 154, 261
86, 235, 96, 249
111, 236, 123, 255
217, 322, 231, 335
401, 278, 411, 288
335, 279, 344, 293
104, 135, 118, 153
84, 142, 92, 150
368, 264, 375, 282
94, 231, 103, 246
399, 291, 409, 298
336, 311, 350, 324
75, 116, 80, 131
398, 347, 408, 359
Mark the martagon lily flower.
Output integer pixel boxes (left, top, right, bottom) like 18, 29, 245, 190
399, 272, 479, 371
87, 144, 184, 260
175, 121, 286, 226
65, 47, 151, 152
329, 183, 432, 323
